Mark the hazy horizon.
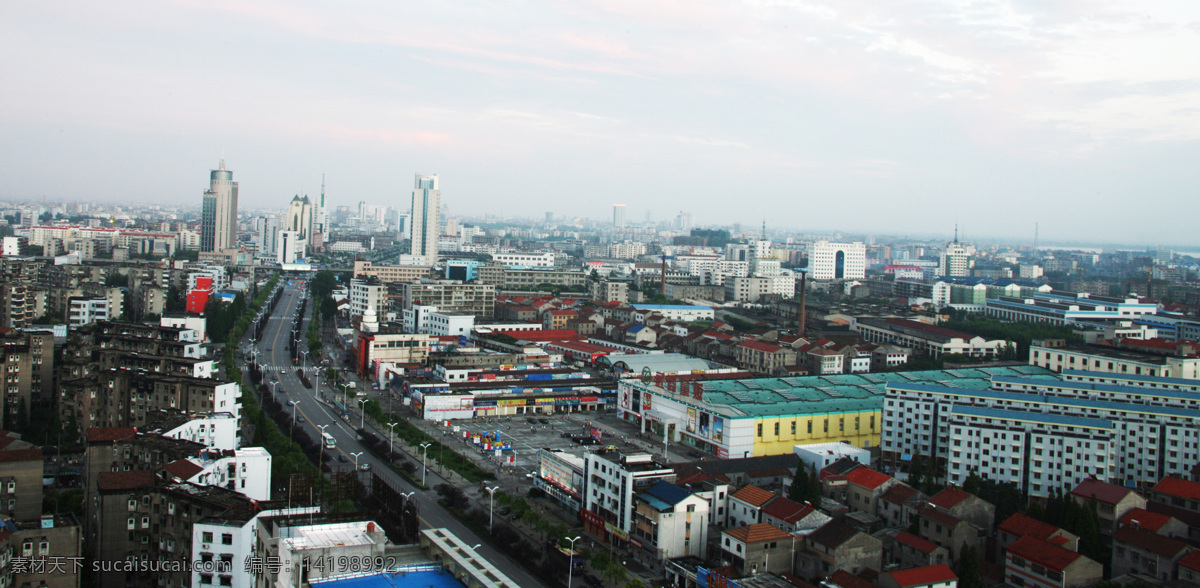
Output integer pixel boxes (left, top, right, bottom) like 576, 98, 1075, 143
3, 1, 1198, 246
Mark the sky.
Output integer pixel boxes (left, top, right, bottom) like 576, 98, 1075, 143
2, 1, 1199, 245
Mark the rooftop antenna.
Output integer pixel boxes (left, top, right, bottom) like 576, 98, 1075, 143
1034, 223, 1039, 251
954, 224, 959, 244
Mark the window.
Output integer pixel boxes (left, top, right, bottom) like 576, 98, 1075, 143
757, 424, 762, 437
807, 421, 813, 434
791, 421, 797, 435
202, 532, 214, 543
774, 422, 779, 436
221, 533, 233, 545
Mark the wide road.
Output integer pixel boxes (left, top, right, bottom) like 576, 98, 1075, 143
245, 278, 548, 588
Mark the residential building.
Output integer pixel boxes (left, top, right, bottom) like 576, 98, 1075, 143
878, 564, 958, 588
1029, 343, 1200, 379
632, 481, 709, 560
888, 531, 950, 569
68, 296, 109, 327
352, 261, 431, 284
916, 506, 981, 561
629, 304, 714, 322
1072, 478, 1147, 535
399, 280, 495, 318
1118, 507, 1188, 539
1004, 536, 1102, 588
720, 523, 795, 576
582, 450, 674, 538
591, 280, 629, 303
737, 341, 797, 374
0, 443, 42, 522
192, 505, 318, 588
727, 485, 777, 528
853, 317, 1013, 359
0, 282, 33, 328
349, 276, 388, 321
200, 159, 238, 254
845, 467, 898, 515
410, 173, 441, 266
937, 242, 971, 278
761, 495, 829, 533
997, 513, 1079, 554
352, 329, 432, 374
796, 521, 883, 580
1111, 527, 1193, 582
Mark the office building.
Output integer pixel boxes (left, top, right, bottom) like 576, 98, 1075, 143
809, 241, 866, 281
613, 203, 627, 228
410, 174, 441, 266
200, 159, 238, 253
582, 450, 675, 537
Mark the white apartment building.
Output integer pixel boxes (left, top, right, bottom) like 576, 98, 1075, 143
629, 304, 714, 322
492, 252, 556, 267
688, 259, 749, 286
809, 241, 866, 281
633, 481, 710, 561
349, 276, 388, 321
68, 297, 109, 327
188, 265, 229, 292
181, 448, 273, 501
271, 521, 391, 587
426, 312, 474, 338
277, 230, 305, 264
882, 370, 1200, 497
402, 304, 438, 334
191, 506, 317, 588
583, 451, 675, 535
1029, 344, 1200, 379
164, 414, 240, 450
609, 242, 648, 259
938, 242, 973, 277
987, 292, 1158, 326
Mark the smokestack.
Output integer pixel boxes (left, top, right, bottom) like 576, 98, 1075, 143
798, 271, 807, 337
661, 254, 667, 297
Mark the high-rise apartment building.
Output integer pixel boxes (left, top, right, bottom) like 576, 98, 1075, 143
809, 241, 866, 281
409, 174, 441, 266
938, 242, 972, 277
200, 159, 238, 253
613, 203, 627, 228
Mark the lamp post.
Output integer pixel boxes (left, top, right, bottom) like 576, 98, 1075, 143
300, 350, 309, 369
288, 401, 299, 443
565, 536, 582, 588
386, 423, 399, 460
484, 486, 500, 530
419, 442, 432, 486
350, 451, 363, 471
356, 398, 369, 430
317, 424, 330, 469
270, 381, 279, 399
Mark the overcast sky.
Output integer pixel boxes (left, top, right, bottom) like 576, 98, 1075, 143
2, 1, 1199, 245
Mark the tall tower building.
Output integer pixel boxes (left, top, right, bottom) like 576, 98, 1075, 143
313, 174, 328, 235
409, 174, 441, 266
200, 159, 238, 252
613, 204, 626, 228
285, 195, 313, 257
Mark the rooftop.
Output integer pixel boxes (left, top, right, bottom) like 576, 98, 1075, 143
845, 468, 892, 490
894, 531, 941, 555
806, 521, 860, 549
928, 486, 975, 510
886, 564, 957, 588
723, 522, 792, 544
281, 521, 384, 552
1006, 536, 1082, 572
1112, 527, 1191, 558
98, 470, 156, 492
1119, 508, 1174, 532
1153, 476, 1200, 501
998, 513, 1068, 543
730, 485, 776, 508
1072, 477, 1138, 505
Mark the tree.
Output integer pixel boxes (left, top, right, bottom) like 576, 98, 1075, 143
789, 465, 820, 505
603, 560, 626, 586
955, 545, 982, 588
625, 580, 647, 588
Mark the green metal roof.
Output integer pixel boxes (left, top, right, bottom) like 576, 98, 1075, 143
653, 365, 1056, 418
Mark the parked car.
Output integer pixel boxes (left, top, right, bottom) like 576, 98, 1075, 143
297, 416, 306, 423
338, 454, 348, 463
359, 462, 371, 471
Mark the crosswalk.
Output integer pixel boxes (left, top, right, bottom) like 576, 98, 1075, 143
256, 365, 321, 373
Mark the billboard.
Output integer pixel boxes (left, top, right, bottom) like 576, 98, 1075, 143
713, 417, 723, 443
686, 408, 697, 433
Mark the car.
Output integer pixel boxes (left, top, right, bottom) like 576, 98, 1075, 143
297, 416, 306, 423
359, 463, 370, 471
338, 454, 348, 463
584, 574, 603, 588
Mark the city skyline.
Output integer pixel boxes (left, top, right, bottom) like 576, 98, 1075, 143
2, 1, 1199, 245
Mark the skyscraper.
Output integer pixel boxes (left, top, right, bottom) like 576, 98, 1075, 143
200, 159, 238, 252
409, 174, 441, 266
284, 195, 312, 258
613, 203, 626, 228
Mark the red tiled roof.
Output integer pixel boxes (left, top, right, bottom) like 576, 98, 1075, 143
1119, 507, 1174, 532
97, 470, 156, 492
723, 522, 791, 544
492, 329, 581, 342
161, 459, 204, 481
761, 496, 815, 523
998, 513, 1065, 542
730, 485, 776, 508
895, 531, 941, 555
86, 427, 139, 443
1179, 550, 1200, 572
1071, 477, 1136, 505
884, 318, 976, 340
887, 564, 957, 588
880, 484, 919, 505
0, 448, 42, 463
928, 486, 974, 509
1153, 476, 1200, 501
845, 467, 892, 490
1113, 527, 1191, 558
1006, 536, 1081, 572
677, 470, 715, 486
920, 507, 962, 528
825, 570, 875, 588
739, 340, 785, 353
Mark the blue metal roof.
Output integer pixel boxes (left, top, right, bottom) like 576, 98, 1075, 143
890, 380, 1200, 419
631, 304, 713, 310
312, 570, 462, 588
638, 481, 692, 510
950, 405, 1114, 429
1062, 369, 1200, 388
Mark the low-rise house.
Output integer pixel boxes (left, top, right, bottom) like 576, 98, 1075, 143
1005, 536, 1102, 588
728, 485, 777, 528
796, 521, 882, 581
1118, 507, 1188, 540
761, 495, 830, 533
1071, 477, 1146, 535
916, 507, 981, 562
632, 481, 709, 561
997, 513, 1079, 555
926, 486, 994, 534
720, 522, 795, 577
878, 564, 958, 588
888, 531, 950, 569
877, 483, 927, 528
1179, 550, 1200, 585
845, 468, 897, 515
1111, 527, 1194, 583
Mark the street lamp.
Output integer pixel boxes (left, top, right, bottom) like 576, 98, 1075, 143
419, 442, 432, 486
288, 401, 300, 443
565, 536, 582, 588
317, 424, 330, 469
484, 486, 500, 530
350, 451, 363, 471
300, 350, 310, 369
270, 381, 279, 399
356, 398, 369, 430
386, 423, 399, 460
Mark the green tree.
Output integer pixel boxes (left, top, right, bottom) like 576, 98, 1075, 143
603, 560, 626, 586
789, 465, 820, 505
955, 545, 982, 588
625, 580, 647, 588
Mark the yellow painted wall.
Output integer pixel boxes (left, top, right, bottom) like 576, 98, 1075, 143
750, 409, 881, 456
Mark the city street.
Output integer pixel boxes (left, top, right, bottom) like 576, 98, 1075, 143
242, 278, 548, 588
